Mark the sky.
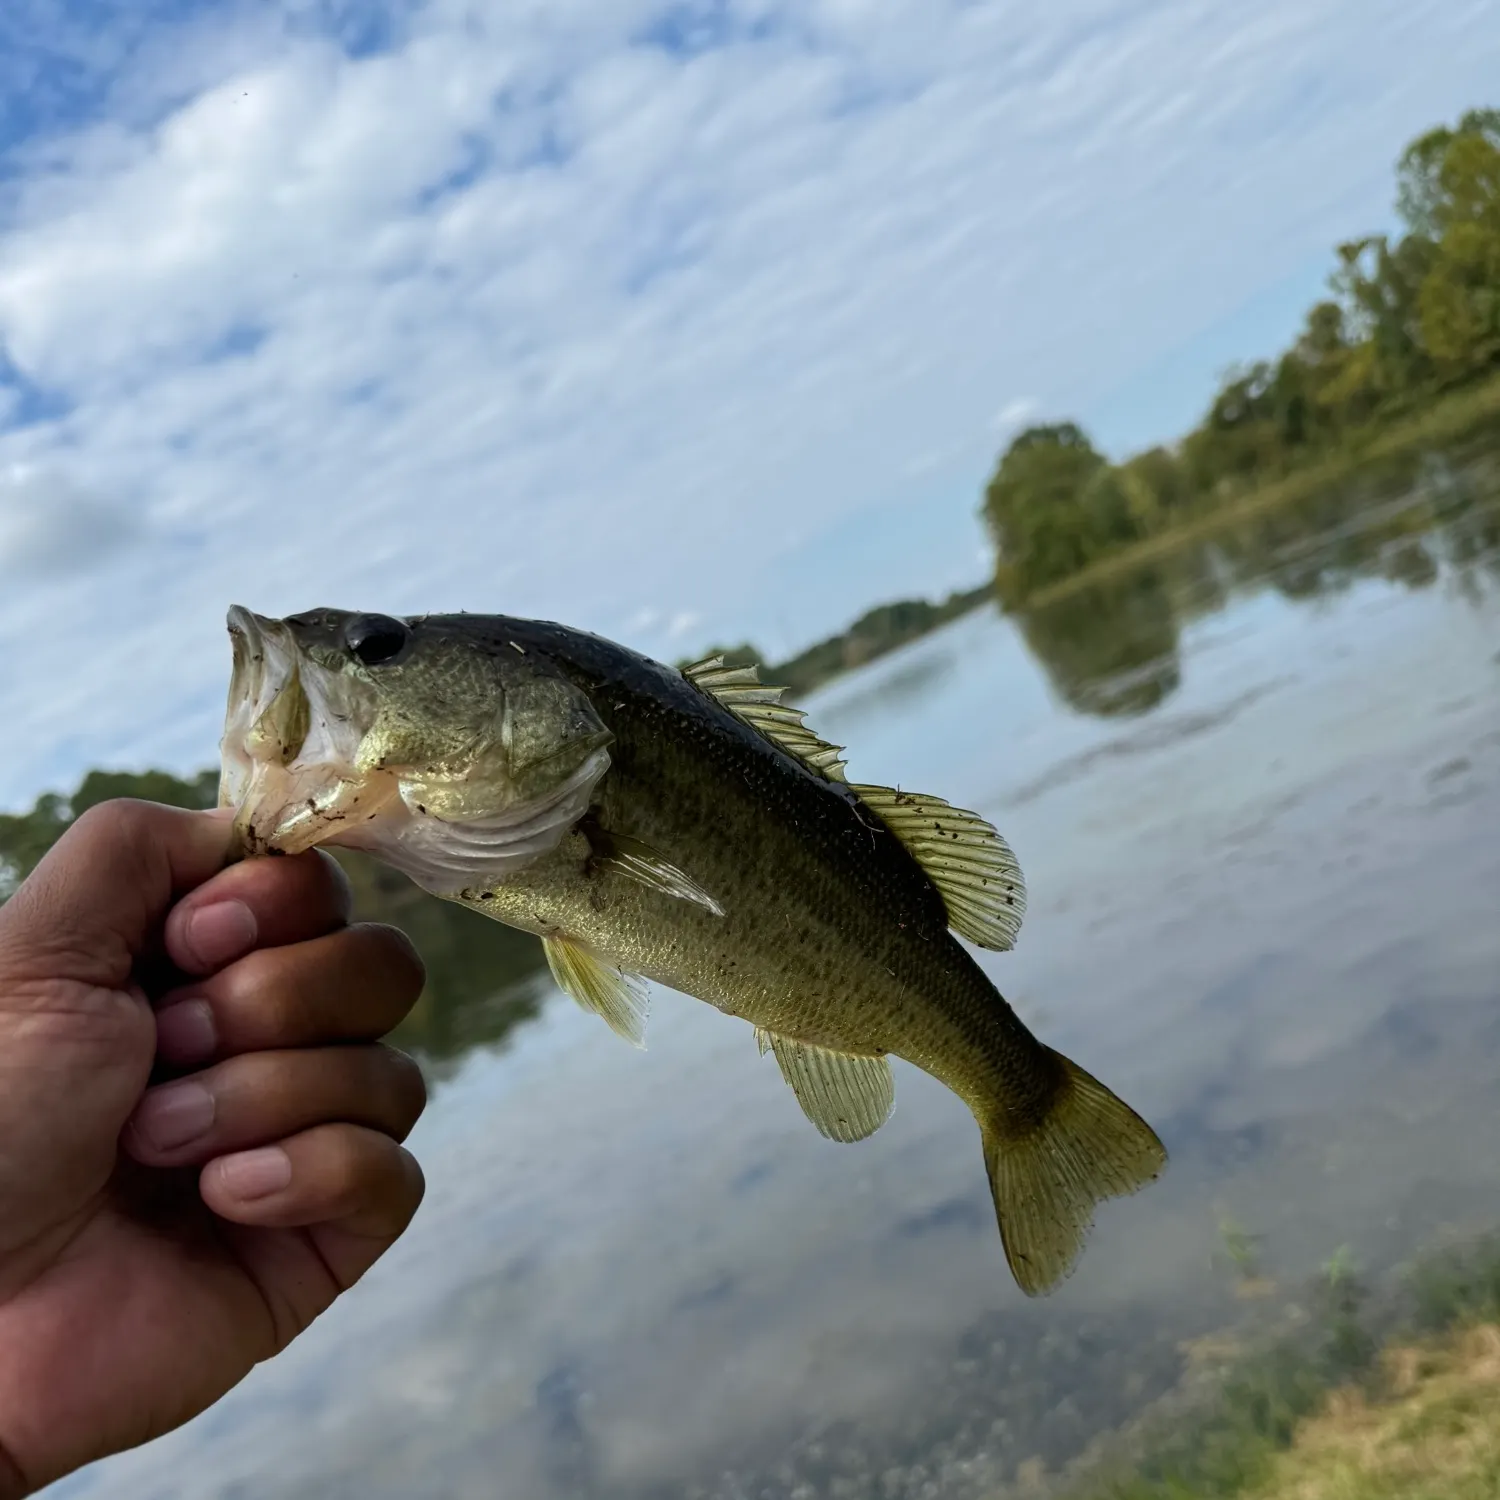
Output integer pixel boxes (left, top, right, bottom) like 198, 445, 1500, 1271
0, 0, 1497, 809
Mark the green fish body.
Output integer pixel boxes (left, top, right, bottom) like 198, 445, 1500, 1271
221, 606, 1166, 1294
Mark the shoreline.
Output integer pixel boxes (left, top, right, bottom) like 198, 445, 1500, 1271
1013, 373, 1500, 612
749, 373, 1500, 704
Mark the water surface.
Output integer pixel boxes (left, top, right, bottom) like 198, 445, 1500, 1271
53, 451, 1500, 1500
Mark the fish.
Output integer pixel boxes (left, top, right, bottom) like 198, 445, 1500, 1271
218, 604, 1167, 1294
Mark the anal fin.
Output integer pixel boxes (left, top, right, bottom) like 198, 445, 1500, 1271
757, 1028, 895, 1143
543, 935, 649, 1049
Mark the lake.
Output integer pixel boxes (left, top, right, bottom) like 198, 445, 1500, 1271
50, 446, 1500, 1500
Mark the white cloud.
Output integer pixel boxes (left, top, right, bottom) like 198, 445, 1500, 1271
0, 0, 1496, 805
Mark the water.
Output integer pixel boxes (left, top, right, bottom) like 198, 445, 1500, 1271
52, 452, 1500, 1499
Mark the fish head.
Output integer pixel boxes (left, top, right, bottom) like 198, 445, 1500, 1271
219, 605, 613, 892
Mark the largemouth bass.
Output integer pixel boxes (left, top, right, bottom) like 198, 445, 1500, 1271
219, 605, 1166, 1294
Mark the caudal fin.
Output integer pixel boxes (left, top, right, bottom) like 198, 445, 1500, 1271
982, 1048, 1166, 1297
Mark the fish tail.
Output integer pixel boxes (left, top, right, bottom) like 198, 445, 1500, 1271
980, 1047, 1166, 1297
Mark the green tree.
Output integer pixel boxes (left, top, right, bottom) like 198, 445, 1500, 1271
1417, 128, 1500, 376
1180, 361, 1290, 496
1396, 108, 1500, 238
976, 106, 1500, 602
1325, 234, 1436, 404
1117, 446, 1188, 535
982, 423, 1142, 601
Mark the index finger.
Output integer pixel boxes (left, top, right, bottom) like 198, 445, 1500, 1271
163, 848, 355, 978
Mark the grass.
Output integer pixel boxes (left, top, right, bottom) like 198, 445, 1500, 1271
1017, 372, 1500, 611
1052, 1234, 1500, 1500
1241, 1325, 1500, 1500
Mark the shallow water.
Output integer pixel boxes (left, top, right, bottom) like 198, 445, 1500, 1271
52, 461, 1500, 1500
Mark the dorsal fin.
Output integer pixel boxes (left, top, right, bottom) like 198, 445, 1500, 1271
851, 784, 1027, 951
682, 656, 848, 783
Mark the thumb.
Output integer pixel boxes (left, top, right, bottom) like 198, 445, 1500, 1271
0, 800, 232, 991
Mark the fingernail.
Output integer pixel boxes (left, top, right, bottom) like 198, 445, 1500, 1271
130, 1081, 215, 1152
218, 1146, 292, 1201
184, 900, 258, 971
156, 999, 217, 1065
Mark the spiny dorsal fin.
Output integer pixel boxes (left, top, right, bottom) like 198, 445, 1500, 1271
851, 784, 1027, 951
682, 656, 848, 783
755, 1027, 895, 1143
543, 935, 649, 1048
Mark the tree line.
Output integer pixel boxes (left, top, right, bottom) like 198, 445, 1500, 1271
983, 108, 1500, 603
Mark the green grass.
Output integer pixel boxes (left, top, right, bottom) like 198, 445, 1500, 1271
1238, 1326, 1500, 1500
1056, 1235, 1500, 1500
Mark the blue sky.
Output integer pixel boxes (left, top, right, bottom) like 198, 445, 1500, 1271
0, 0, 1497, 805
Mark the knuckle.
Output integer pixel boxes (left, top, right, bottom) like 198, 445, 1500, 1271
73, 798, 146, 842
70, 799, 164, 880
217, 948, 309, 1042
359, 923, 427, 997
325, 1136, 370, 1210
377, 1046, 427, 1131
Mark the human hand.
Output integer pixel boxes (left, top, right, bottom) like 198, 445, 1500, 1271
0, 800, 428, 1496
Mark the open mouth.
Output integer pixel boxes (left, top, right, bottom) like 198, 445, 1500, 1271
219, 605, 396, 858
218, 604, 615, 892
220, 605, 303, 809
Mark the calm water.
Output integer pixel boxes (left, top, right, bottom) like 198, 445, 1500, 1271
54, 453, 1500, 1500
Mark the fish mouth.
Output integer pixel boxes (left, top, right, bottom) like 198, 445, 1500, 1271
220, 605, 395, 859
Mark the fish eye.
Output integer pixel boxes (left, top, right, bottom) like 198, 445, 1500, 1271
344, 613, 410, 667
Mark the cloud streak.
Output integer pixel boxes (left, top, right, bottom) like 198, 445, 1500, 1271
0, 467, 140, 577
0, 0, 1496, 806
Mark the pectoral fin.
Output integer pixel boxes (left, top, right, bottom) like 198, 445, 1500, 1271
756, 1028, 895, 1143
543, 935, 649, 1049
585, 824, 724, 916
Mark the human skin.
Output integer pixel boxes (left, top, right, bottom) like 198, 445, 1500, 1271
0, 800, 429, 1496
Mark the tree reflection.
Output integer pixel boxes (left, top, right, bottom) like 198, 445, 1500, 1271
1017, 566, 1183, 718
1010, 444, 1498, 719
